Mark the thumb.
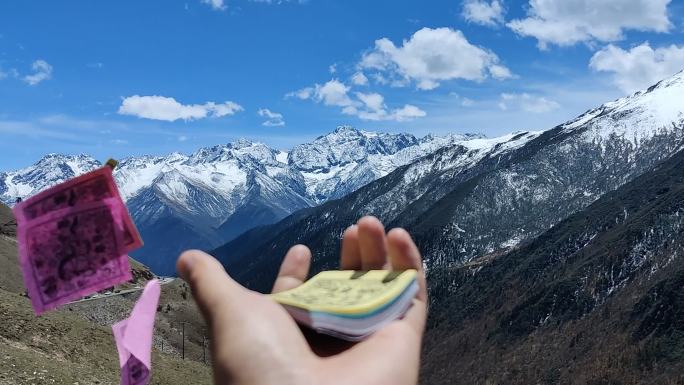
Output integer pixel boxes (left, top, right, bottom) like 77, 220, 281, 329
177, 249, 247, 329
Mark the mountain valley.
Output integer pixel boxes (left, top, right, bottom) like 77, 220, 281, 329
0, 127, 479, 275
2, 69, 684, 385
215, 70, 684, 295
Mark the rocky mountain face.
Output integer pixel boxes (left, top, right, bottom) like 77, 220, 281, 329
0, 154, 101, 203
213, 70, 684, 293
117, 140, 314, 275
0, 127, 477, 275
289, 126, 484, 202
422, 146, 684, 384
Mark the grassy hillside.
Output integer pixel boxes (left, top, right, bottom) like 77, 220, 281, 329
0, 204, 15, 238
0, 287, 210, 385
0, 203, 212, 384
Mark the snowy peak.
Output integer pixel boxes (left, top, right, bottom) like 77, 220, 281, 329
0, 154, 101, 204
644, 68, 684, 93
115, 154, 190, 201
289, 126, 419, 172
188, 144, 235, 164
231, 138, 254, 149
33, 153, 101, 176
604, 68, 684, 123
187, 139, 279, 167
562, 68, 684, 143
288, 127, 498, 202
420, 132, 485, 144
0, 126, 490, 210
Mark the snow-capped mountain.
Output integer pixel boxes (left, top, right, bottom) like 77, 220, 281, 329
290, 126, 485, 202
214, 69, 684, 293
0, 154, 101, 203
0, 127, 483, 275
116, 140, 311, 228
422, 135, 684, 385
109, 140, 309, 274
417, 78, 684, 381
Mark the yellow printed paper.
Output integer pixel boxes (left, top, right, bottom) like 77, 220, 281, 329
270, 270, 417, 315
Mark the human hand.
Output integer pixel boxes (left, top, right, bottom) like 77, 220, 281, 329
176, 216, 428, 385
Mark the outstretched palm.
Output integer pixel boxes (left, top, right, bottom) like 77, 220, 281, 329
177, 216, 427, 385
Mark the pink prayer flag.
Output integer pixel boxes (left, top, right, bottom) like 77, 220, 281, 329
15, 198, 133, 315
113, 279, 161, 385
14, 166, 142, 251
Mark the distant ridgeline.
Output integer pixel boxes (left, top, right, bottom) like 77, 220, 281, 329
0, 128, 483, 276
215, 69, 684, 293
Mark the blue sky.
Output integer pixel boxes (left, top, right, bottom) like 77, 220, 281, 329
1, 0, 683, 171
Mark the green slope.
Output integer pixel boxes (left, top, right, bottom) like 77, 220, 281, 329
0, 203, 212, 384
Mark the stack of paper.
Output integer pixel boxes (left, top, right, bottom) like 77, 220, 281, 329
271, 269, 418, 341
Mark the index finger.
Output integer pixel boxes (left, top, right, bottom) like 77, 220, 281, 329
387, 228, 427, 303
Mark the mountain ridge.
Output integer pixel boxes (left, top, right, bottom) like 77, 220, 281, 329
212, 69, 684, 293
421, 145, 684, 384
0, 126, 486, 275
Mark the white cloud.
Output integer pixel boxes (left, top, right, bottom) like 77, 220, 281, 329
258, 108, 285, 126
489, 64, 514, 79
354, 104, 427, 122
0, 115, 133, 142
359, 27, 512, 90
201, 0, 226, 10
118, 95, 243, 121
352, 92, 426, 122
499, 93, 560, 113
462, 0, 505, 27
286, 87, 314, 100
355, 92, 384, 111
589, 43, 684, 94
288, 80, 356, 113
461, 97, 475, 107
416, 79, 621, 137
209, 101, 244, 117
0, 67, 18, 81
508, 0, 672, 49
387, 104, 427, 121
178, 135, 189, 142
329, 64, 337, 74
351, 71, 369, 86
289, 80, 426, 122
293, 79, 355, 108
23, 60, 52, 86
